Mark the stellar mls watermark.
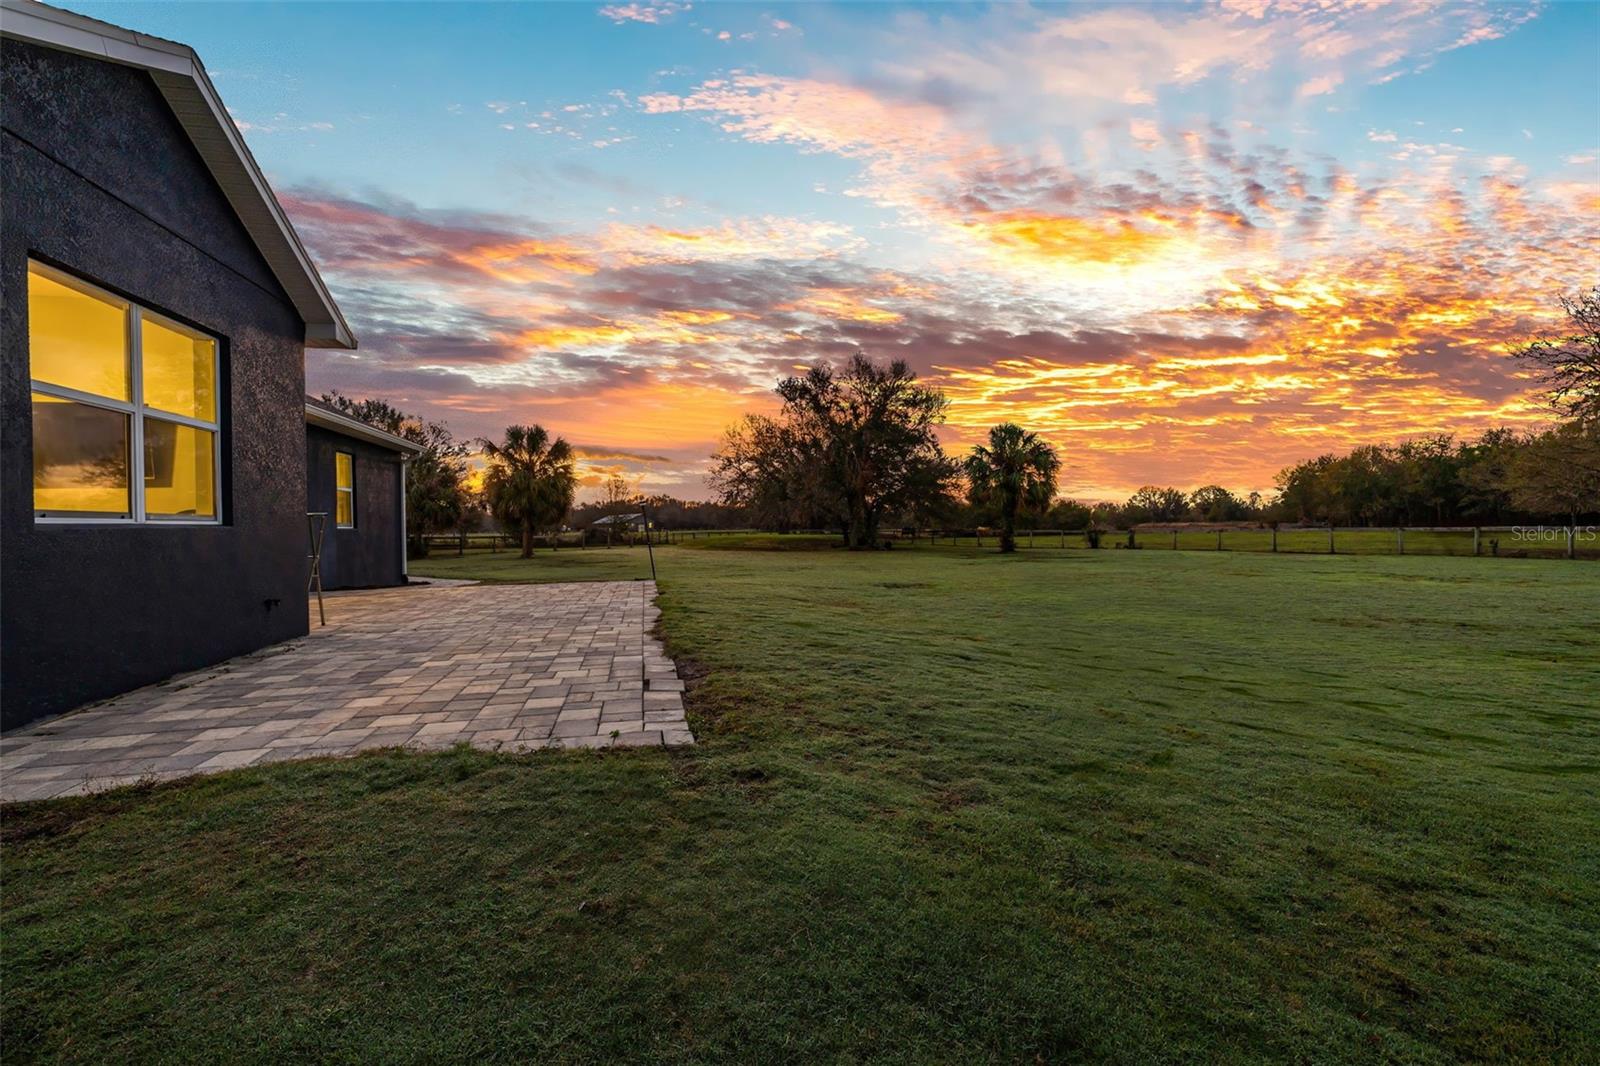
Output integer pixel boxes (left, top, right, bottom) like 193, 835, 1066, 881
1511, 525, 1599, 541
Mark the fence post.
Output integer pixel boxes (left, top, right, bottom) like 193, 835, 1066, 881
459, 531, 466, 556
1216, 529, 1223, 551
1172, 530, 1178, 550
1029, 529, 1034, 549
1397, 527, 1404, 555
1060, 529, 1065, 548
1569, 525, 1577, 560
1271, 527, 1278, 553
1128, 529, 1136, 550
1474, 527, 1481, 556
1328, 526, 1335, 554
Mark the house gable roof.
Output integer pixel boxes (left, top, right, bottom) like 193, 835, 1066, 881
1, 0, 356, 349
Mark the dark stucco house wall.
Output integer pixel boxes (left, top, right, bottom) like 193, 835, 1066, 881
306, 424, 407, 590
1, 40, 310, 730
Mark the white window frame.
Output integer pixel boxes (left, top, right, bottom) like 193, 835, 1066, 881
29, 260, 223, 526
335, 451, 355, 529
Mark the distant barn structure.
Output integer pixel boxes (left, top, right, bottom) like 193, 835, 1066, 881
591, 512, 647, 531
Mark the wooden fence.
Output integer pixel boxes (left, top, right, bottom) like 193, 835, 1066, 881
421, 525, 1597, 559
419, 527, 674, 555
924, 525, 1597, 559
418, 531, 583, 555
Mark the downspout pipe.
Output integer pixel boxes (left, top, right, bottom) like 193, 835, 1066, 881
400, 454, 411, 582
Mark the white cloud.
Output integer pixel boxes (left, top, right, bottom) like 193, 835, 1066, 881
598, 2, 688, 25
228, 107, 335, 135
871, 1, 1540, 117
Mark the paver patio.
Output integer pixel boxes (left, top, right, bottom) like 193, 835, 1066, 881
0, 580, 691, 803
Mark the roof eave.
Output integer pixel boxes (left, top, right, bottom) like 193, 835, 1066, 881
304, 403, 425, 455
306, 321, 357, 350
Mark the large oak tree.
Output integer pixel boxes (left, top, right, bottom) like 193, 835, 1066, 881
711, 354, 957, 547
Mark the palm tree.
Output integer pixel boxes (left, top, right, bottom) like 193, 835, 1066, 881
480, 424, 577, 558
965, 423, 1060, 553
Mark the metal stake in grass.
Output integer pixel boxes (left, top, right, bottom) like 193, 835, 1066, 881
641, 502, 658, 582
306, 512, 327, 626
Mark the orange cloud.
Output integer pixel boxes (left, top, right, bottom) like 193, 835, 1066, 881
511, 377, 775, 452
452, 238, 599, 281
782, 288, 904, 323
966, 212, 1182, 267
660, 309, 738, 325
514, 315, 728, 351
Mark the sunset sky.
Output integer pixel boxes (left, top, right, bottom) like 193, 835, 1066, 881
74, 1, 1600, 500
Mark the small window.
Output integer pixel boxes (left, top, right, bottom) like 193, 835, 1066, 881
27, 261, 221, 523
335, 451, 355, 528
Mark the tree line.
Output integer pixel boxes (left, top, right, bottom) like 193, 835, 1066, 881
322, 286, 1597, 559
707, 288, 1598, 544
1026, 422, 1596, 533
1253, 287, 1599, 528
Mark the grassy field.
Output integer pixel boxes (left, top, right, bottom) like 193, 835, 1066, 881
5, 542, 1598, 1062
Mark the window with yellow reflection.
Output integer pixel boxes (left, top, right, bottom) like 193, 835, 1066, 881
144, 420, 216, 518
335, 451, 355, 528
28, 261, 221, 522
27, 267, 130, 402
142, 313, 216, 422
31, 393, 131, 516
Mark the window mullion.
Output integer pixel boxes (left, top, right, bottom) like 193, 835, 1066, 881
26, 380, 136, 413
143, 409, 218, 432
130, 305, 146, 522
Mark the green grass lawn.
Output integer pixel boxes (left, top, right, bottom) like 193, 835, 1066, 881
5, 544, 1598, 1062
